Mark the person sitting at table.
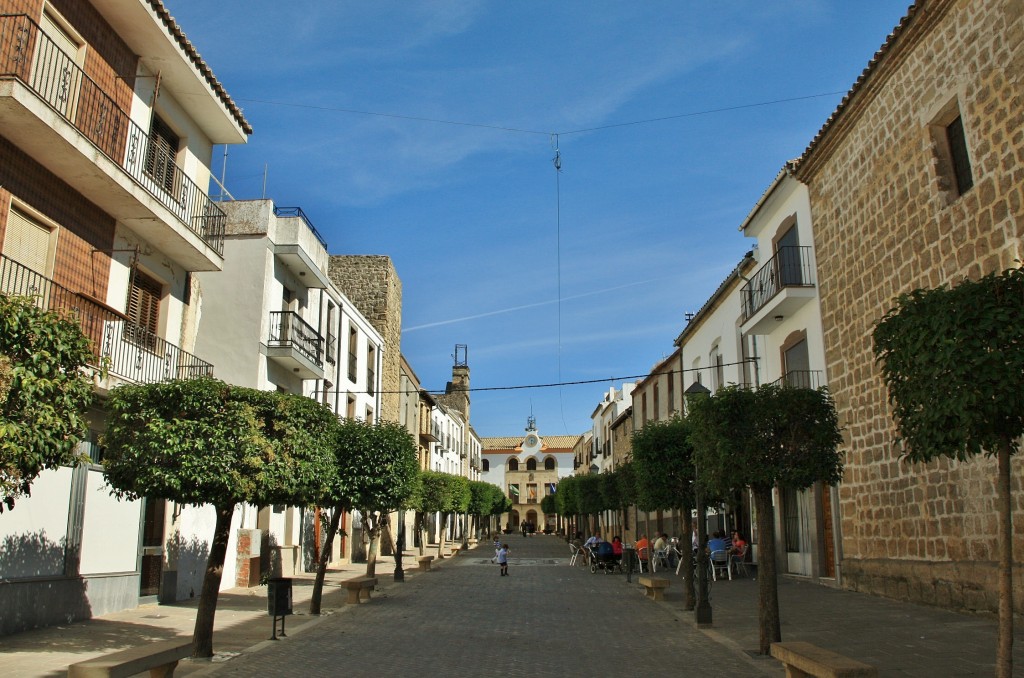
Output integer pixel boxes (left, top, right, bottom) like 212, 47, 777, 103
611, 535, 624, 562
635, 534, 650, 570
652, 533, 671, 569
729, 531, 748, 567
707, 530, 728, 554
584, 533, 601, 548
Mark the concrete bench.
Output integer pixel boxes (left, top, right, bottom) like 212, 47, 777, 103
344, 576, 377, 604
638, 576, 670, 601
417, 555, 435, 572
67, 636, 192, 677
770, 641, 878, 678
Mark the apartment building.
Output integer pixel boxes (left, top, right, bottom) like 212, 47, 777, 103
589, 383, 634, 475
737, 167, 837, 581
193, 199, 383, 584
0, 0, 249, 633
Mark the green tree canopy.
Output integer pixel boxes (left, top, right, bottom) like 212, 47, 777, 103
631, 417, 696, 512
873, 266, 1024, 678
688, 384, 842, 654
103, 378, 337, 657
0, 294, 96, 512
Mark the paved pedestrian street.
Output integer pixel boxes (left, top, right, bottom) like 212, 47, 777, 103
201, 535, 778, 678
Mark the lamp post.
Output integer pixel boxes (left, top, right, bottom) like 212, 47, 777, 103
684, 381, 713, 627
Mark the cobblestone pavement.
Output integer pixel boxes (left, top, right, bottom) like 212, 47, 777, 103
200, 535, 779, 678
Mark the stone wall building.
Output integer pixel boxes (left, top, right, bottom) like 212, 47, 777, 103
794, 0, 1024, 613
328, 255, 402, 422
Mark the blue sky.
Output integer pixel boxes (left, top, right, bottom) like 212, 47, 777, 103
167, 1, 909, 438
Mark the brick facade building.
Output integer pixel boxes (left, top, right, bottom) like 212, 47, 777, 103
795, 0, 1024, 613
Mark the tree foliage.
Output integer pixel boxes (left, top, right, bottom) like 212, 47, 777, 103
0, 295, 96, 511
334, 419, 418, 513
631, 417, 696, 512
873, 266, 1024, 678
873, 266, 1024, 463
688, 384, 842, 655
103, 377, 337, 657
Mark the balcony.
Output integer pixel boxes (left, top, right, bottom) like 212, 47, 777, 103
740, 246, 817, 334
266, 311, 324, 379
767, 370, 825, 390
0, 15, 226, 270
1, 254, 213, 385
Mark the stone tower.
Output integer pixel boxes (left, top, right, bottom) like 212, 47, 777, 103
437, 344, 470, 423
328, 255, 402, 422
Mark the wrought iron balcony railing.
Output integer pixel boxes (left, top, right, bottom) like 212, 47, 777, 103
1, 255, 213, 382
740, 246, 816, 321
0, 14, 226, 255
268, 311, 323, 368
767, 370, 824, 390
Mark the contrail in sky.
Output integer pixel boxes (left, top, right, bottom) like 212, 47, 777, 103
404, 276, 675, 332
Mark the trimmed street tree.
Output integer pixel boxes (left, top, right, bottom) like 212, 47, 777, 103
873, 266, 1024, 678
417, 470, 453, 556
631, 417, 697, 609
103, 378, 336, 657
576, 473, 604, 536
346, 420, 418, 579
689, 384, 842, 655
1, 294, 96, 512
555, 474, 580, 536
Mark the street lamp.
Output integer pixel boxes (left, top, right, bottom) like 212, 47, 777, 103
684, 381, 712, 627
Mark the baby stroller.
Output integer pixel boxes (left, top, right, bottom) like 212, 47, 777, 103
588, 541, 622, 574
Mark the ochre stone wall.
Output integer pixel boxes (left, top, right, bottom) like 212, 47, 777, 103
796, 0, 1024, 613
328, 255, 402, 423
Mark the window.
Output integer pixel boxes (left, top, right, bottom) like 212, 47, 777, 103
508, 484, 519, 502
33, 9, 83, 119
366, 345, 376, 396
527, 484, 537, 503
930, 103, 974, 200
482, 459, 489, 472
348, 327, 358, 382
125, 269, 162, 349
653, 383, 660, 419
544, 457, 555, 471
346, 395, 356, 420
3, 206, 56, 277
667, 374, 675, 414
526, 457, 537, 471
145, 115, 179, 195
325, 303, 336, 365
946, 115, 974, 196
508, 458, 519, 472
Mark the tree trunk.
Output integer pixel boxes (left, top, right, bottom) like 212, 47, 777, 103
682, 508, 695, 611
192, 505, 234, 658
437, 513, 447, 558
754, 488, 781, 654
995, 439, 1014, 678
365, 511, 380, 577
309, 505, 344, 615
415, 511, 426, 556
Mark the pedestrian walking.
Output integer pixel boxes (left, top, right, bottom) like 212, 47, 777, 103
497, 543, 509, 576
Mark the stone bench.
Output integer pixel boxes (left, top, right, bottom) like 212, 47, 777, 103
638, 576, 670, 601
67, 636, 192, 677
770, 641, 878, 678
344, 576, 377, 604
417, 555, 435, 572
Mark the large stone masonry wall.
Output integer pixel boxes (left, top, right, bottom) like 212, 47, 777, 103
328, 255, 402, 422
797, 0, 1024, 614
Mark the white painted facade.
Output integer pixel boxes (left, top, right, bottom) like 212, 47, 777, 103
589, 383, 634, 474
0, 0, 248, 634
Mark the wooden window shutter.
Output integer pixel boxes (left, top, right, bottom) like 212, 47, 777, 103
3, 207, 53, 275
145, 115, 179, 194
126, 270, 162, 337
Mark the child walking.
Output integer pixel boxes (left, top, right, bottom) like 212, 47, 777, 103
497, 543, 509, 576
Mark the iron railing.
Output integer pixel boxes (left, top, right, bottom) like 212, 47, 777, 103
1, 255, 213, 382
366, 367, 375, 396
0, 14, 226, 255
268, 311, 323, 368
740, 246, 816, 321
348, 351, 357, 382
767, 370, 824, 390
272, 206, 328, 250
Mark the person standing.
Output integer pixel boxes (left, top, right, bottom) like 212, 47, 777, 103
497, 543, 510, 576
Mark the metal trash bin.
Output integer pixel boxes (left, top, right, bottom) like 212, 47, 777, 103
267, 577, 292, 617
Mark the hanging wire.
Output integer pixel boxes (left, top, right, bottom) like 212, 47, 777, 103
551, 134, 569, 434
